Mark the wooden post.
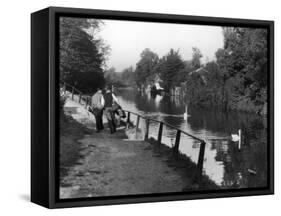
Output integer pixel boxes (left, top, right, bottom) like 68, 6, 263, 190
71, 87, 74, 100
78, 94, 81, 103
195, 141, 206, 185
157, 122, 163, 144
173, 130, 181, 154
85, 97, 88, 108
127, 112, 131, 124
144, 119, 150, 141
135, 115, 140, 133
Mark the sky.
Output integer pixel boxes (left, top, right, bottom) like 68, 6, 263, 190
96, 19, 224, 72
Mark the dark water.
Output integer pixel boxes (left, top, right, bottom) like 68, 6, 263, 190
116, 88, 268, 189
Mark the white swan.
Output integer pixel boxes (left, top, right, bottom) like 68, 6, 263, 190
183, 105, 190, 120
231, 129, 242, 149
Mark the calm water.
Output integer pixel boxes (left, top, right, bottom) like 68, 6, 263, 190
116, 88, 268, 189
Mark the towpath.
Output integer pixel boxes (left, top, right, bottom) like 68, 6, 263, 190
60, 99, 193, 198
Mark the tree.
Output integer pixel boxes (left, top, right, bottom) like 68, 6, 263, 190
182, 27, 267, 113
159, 49, 185, 90
135, 48, 159, 87
120, 66, 136, 86
215, 27, 268, 112
175, 60, 193, 85
60, 17, 109, 93
104, 67, 120, 86
104, 66, 135, 87
183, 61, 223, 107
191, 47, 203, 69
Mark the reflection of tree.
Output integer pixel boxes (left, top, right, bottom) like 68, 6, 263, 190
133, 92, 184, 115
189, 106, 268, 189
187, 106, 265, 135
211, 140, 229, 162
162, 115, 183, 129
219, 119, 267, 188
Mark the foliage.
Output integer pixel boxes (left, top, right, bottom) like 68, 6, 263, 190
60, 17, 109, 93
184, 61, 224, 107
216, 27, 268, 112
191, 47, 203, 69
104, 66, 136, 87
135, 48, 159, 87
159, 49, 185, 90
184, 27, 268, 113
134, 48, 194, 90
120, 66, 136, 86
124, 27, 267, 114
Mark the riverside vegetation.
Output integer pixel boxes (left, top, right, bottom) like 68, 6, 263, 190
60, 17, 267, 114
131, 28, 268, 114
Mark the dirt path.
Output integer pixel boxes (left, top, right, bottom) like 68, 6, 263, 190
60, 99, 192, 198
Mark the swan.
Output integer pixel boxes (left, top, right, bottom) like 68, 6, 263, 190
231, 129, 242, 149
183, 105, 190, 120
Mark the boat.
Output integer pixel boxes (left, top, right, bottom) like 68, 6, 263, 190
150, 82, 164, 95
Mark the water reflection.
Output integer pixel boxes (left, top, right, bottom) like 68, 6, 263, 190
116, 89, 267, 189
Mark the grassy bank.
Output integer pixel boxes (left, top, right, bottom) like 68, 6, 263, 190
60, 111, 91, 178
147, 138, 219, 190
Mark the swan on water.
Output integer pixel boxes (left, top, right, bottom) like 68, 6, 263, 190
231, 129, 242, 149
183, 105, 190, 120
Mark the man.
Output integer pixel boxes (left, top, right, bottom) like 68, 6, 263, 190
103, 86, 119, 134
91, 88, 105, 132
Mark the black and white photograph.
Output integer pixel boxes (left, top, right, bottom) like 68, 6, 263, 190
1, 0, 280, 213
58, 16, 270, 199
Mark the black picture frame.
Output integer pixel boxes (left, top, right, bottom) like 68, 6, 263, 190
31, 6, 274, 209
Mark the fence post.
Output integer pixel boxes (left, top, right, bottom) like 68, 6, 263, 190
78, 94, 81, 103
85, 97, 88, 108
157, 122, 163, 144
135, 115, 140, 133
71, 87, 74, 100
127, 112, 131, 124
173, 130, 181, 154
144, 119, 150, 141
195, 141, 206, 185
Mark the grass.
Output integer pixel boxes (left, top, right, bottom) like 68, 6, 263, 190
147, 137, 219, 191
59, 112, 92, 178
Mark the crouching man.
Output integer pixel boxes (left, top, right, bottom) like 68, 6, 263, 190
103, 86, 119, 134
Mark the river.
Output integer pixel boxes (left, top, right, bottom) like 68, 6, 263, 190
116, 88, 268, 189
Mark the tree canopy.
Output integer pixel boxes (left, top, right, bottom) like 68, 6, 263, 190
184, 27, 268, 113
60, 17, 109, 93
135, 48, 159, 87
159, 49, 185, 89
104, 66, 135, 87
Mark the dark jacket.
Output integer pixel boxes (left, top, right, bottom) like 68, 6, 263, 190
104, 92, 113, 108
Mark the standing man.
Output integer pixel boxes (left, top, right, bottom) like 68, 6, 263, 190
91, 88, 105, 132
103, 86, 119, 134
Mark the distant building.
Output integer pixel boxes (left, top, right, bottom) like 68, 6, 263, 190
189, 67, 209, 85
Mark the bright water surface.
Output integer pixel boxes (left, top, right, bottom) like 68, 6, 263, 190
116, 88, 268, 189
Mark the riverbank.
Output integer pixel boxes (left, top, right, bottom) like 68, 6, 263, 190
136, 83, 267, 115
60, 111, 92, 178
59, 98, 218, 198
147, 138, 218, 190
